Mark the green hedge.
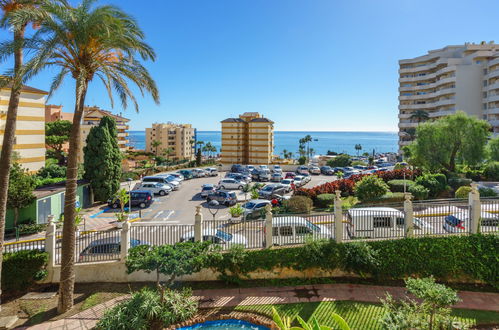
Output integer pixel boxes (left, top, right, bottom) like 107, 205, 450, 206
387, 179, 415, 192
315, 194, 335, 208
2, 250, 48, 292
207, 235, 498, 288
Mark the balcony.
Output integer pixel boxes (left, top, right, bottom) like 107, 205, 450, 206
399, 93, 435, 101
487, 81, 499, 91
487, 69, 499, 80
488, 119, 499, 127
433, 98, 456, 107
398, 113, 412, 119
398, 121, 418, 128
488, 57, 499, 67
429, 109, 455, 118
485, 107, 499, 115
488, 94, 499, 103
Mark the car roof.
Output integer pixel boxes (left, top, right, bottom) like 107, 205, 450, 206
273, 216, 312, 226
202, 184, 215, 187
247, 199, 270, 204
348, 207, 402, 214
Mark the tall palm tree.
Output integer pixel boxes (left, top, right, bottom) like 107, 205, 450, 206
15, 0, 159, 312
354, 144, 362, 156
410, 110, 429, 123
151, 139, 161, 155
302, 134, 312, 160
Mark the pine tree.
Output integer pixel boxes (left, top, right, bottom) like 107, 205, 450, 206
83, 116, 122, 202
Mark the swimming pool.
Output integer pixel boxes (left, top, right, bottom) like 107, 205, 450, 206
177, 319, 270, 330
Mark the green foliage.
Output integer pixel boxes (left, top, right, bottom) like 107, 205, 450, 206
34, 177, 65, 188
415, 173, 447, 198
207, 235, 499, 288
196, 148, 202, 166
341, 196, 359, 210
483, 161, 499, 180
298, 156, 307, 165
478, 187, 498, 197
83, 116, 122, 202
486, 135, 499, 161
387, 179, 415, 192
126, 241, 212, 287
45, 120, 72, 165
408, 184, 429, 200
8, 163, 36, 227
315, 194, 335, 208
2, 250, 48, 292
351, 160, 367, 167
455, 186, 472, 199
284, 196, 313, 213
393, 162, 408, 170
354, 175, 389, 202
271, 307, 351, 330
17, 222, 46, 235
448, 177, 472, 190
113, 188, 130, 220
229, 204, 244, 217
96, 287, 197, 330
37, 163, 66, 179
250, 188, 260, 200
407, 111, 490, 172
326, 154, 351, 167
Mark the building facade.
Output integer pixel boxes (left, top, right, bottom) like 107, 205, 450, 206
0, 85, 47, 173
79, 106, 130, 162
145, 123, 195, 160
398, 42, 499, 151
221, 112, 274, 164
45, 104, 74, 123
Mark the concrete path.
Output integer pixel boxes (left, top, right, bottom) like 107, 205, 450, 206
24, 283, 499, 329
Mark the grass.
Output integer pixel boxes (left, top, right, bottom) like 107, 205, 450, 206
81, 292, 111, 311
234, 301, 499, 329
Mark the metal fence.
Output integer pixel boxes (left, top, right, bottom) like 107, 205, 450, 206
272, 213, 335, 246
478, 198, 499, 233
202, 219, 265, 250
342, 208, 406, 240
55, 230, 122, 264
3, 239, 45, 254
129, 223, 194, 246
412, 199, 470, 237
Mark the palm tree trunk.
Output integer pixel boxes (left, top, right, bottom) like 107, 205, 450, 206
58, 78, 88, 314
0, 27, 25, 310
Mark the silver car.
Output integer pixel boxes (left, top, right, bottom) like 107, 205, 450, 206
79, 237, 149, 262
135, 182, 172, 196
181, 229, 247, 247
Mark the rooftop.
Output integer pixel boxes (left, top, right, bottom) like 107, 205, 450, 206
1, 82, 48, 95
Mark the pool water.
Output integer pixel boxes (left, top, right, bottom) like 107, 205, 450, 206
177, 319, 270, 330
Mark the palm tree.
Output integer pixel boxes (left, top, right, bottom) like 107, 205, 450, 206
162, 147, 173, 161
354, 144, 362, 156
16, 0, 159, 313
302, 134, 312, 160
410, 110, 429, 123
151, 139, 161, 155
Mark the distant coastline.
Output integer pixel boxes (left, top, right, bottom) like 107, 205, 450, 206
128, 130, 399, 155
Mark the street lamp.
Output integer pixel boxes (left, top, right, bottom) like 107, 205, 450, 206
207, 200, 220, 221
127, 178, 133, 219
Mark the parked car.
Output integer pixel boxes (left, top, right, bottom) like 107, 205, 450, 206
443, 211, 499, 233
231, 164, 246, 173
280, 179, 294, 192
259, 165, 269, 170
296, 165, 309, 175
258, 183, 288, 199
252, 169, 271, 182
155, 174, 181, 190
301, 175, 311, 184
169, 173, 184, 181
320, 166, 334, 175
177, 169, 193, 179
79, 237, 149, 262
181, 229, 247, 247
270, 216, 332, 246
108, 190, 154, 209
226, 172, 252, 183
272, 165, 282, 173
142, 176, 176, 190
205, 167, 218, 176
246, 165, 255, 171
285, 172, 296, 179
242, 199, 271, 219
270, 172, 283, 182
206, 190, 237, 206
293, 175, 305, 187
218, 178, 247, 190
192, 168, 206, 178
201, 184, 216, 198
135, 182, 172, 196
309, 166, 321, 175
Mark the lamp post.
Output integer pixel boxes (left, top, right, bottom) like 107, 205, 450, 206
207, 200, 220, 221
127, 178, 133, 219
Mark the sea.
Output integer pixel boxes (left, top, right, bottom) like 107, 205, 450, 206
128, 131, 399, 156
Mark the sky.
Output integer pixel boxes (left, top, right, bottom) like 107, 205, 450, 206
8, 0, 499, 131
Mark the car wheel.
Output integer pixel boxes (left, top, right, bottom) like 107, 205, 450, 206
225, 201, 230, 207
112, 203, 118, 209
159, 190, 166, 196
238, 185, 243, 190
207, 198, 212, 202
139, 202, 146, 208
220, 186, 225, 189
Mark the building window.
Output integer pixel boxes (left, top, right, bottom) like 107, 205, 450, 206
484, 80, 488, 87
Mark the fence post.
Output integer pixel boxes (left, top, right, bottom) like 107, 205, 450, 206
334, 190, 343, 243
194, 206, 203, 242
469, 183, 481, 234
45, 215, 56, 267
265, 204, 273, 248
404, 193, 414, 238
120, 220, 131, 260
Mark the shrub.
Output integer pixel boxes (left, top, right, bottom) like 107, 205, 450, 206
326, 154, 351, 167
415, 173, 447, 198
408, 184, 429, 200
229, 204, 244, 217
2, 250, 48, 292
37, 164, 66, 179
448, 177, 472, 190
284, 196, 313, 213
478, 187, 498, 197
315, 194, 335, 208
341, 196, 359, 210
96, 288, 197, 330
354, 175, 389, 202
339, 241, 379, 277
455, 186, 472, 199
17, 222, 47, 235
387, 179, 415, 192
484, 161, 499, 180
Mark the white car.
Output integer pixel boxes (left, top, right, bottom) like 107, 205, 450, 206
272, 165, 282, 173
296, 165, 309, 175
293, 175, 305, 187
271, 216, 332, 246
218, 178, 247, 190
280, 179, 294, 192
309, 166, 321, 175
168, 173, 184, 182
205, 167, 218, 176
259, 165, 269, 170
155, 175, 181, 190
135, 182, 172, 196
201, 184, 216, 198
181, 229, 248, 247
192, 169, 206, 178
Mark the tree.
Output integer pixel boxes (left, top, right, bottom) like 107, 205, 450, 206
326, 154, 351, 167
45, 120, 72, 165
151, 139, 161, 156
354, 175, 389, 202
112, 188, 129, 221
487, 136, 499, 161
7, 163, 36, 228
162, 147, 173, 161
15, 0, 159, 312
406, 111, 490, 172
84, 116, 122, 202
195, 148, 202, 166
354, 144, 362, 156
410, 109, 430, 123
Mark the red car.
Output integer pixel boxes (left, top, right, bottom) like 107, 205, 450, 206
285, 172, 296, 179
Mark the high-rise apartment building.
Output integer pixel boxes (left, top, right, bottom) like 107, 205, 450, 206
398, 41, 499, 151
145, 123, 195, 160
0, 84, 47, 173
79, 106, 130, 162
221, 112, 274, 164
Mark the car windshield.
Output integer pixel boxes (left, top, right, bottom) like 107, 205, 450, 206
202, 186, 213, 191
306, 221, 321, 232
243, 202, 256, 209
216, 230, 233, 241
130, 239, 144, 247
282, 180, 291, 184
262, 186, 273, 191
446, 215, 461, 226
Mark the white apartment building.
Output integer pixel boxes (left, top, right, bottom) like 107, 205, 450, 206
398, 41, 499, 151
145, 123, 195, 160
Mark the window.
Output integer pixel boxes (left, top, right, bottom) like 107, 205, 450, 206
484, 68, 488, 75
272, 227, 279, 236
295, 226, 312, 236
373, 216, 391, 228
396, 217, 405, 226
483, 92, 488, 98
279, 226, 293, 236
89, 244, 119, 254
484, 80, 488, 87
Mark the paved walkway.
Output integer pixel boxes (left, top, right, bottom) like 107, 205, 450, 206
24, 283, 499, 329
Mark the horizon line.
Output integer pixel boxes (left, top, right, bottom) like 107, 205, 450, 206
128, 129, 398, 133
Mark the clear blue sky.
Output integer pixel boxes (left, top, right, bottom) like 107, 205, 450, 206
20, 0, 499, 131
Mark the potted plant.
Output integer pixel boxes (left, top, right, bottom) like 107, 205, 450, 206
112, 188, 130, 228
229, 204, 244, 221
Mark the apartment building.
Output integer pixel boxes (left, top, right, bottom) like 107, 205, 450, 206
398, 41, 499, 151
145, 123, 195, 160
220, 112, 274, 165
79, 106, 130, 162
0, 84, 47, 173
45, 104, 74, 123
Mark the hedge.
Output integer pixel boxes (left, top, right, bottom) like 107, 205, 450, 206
315, 194, 335, 208
387, 179, 415, 193
2, 250, 48, 292
207, 235, 498, 288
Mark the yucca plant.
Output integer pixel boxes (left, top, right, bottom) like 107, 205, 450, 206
271, 307, 351, 330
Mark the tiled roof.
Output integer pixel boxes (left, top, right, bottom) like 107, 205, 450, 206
250, 117, 273, 123
83, 106, 130, 122
221, 118, 245, 123
2, 82, 48, 95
